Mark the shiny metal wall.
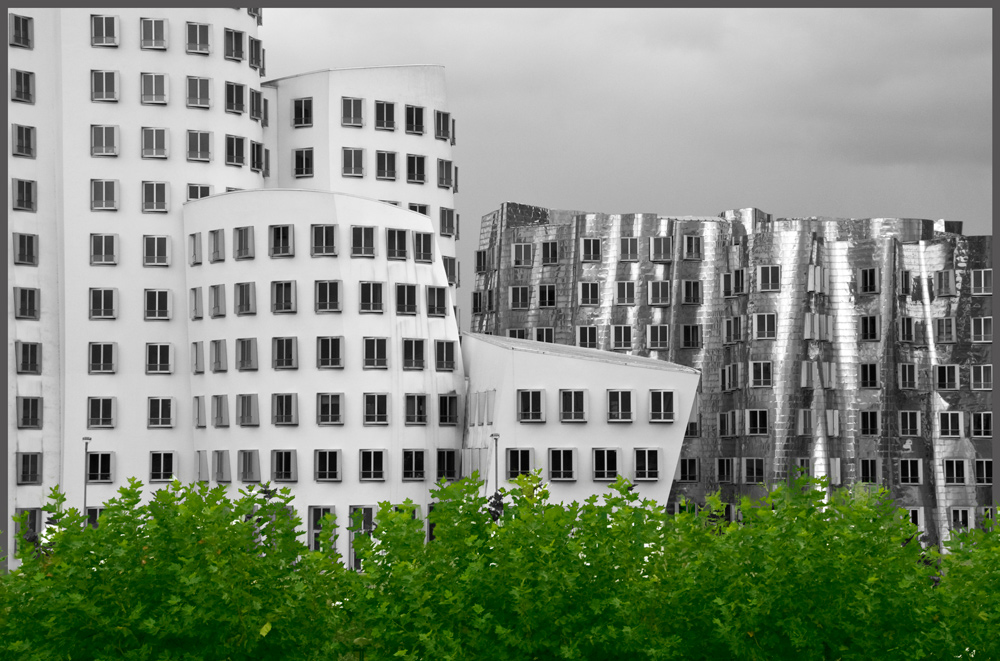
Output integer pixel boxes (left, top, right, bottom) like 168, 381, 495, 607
472, 203, 992, 545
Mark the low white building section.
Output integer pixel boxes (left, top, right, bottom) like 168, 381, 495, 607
182, 188, 465, 566
461, 333, 701, 503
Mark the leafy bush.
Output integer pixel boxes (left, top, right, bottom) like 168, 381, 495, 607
2, 474, 997, 660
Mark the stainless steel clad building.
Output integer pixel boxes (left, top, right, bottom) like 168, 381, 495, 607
471, 202, 993, 545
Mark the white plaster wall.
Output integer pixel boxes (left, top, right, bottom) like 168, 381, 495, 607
461, 334, 700, 506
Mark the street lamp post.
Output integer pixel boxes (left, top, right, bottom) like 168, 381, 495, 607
82, 437, 91, 524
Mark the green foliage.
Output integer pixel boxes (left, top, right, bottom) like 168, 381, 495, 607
2, 473, 996, 660
0, 479, 353, 661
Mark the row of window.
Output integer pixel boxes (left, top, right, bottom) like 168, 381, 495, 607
191, 337, 457, 373
290, 97, 454, 143
9, 13, 263, 62
289, 147, 455, 188
715, 408, 992, 439
510, 389, 675, 424
190, 280, 451, 320
679, 456, 994, 487
15, 447, 455, 489
194, 392, 461, 429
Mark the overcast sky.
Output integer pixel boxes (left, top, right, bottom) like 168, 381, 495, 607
262, 8, 992, 326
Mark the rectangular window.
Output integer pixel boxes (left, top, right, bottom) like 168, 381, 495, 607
650, 236, 672, 262
12, 124, 36, 158
682, 281, 702, 304
316, 394, 343, 426
972, 412, 992, 438
517, 390, 544, 422
648, 325, 670, 350
607, 390, 632, 422
311, 225, 337, 256
615, 281, 636, 306
581, 238, 601, 262
395, 283, 418, 315
191, 342, 204, 375
536, 284, 557, 308
140, 235, 169, 266
747, 410, 769, 435
208, 284, 226, 318
144, 289, 171, 320
859, 363, 879, 388
13, 179, 37, 211
717, 457, 734, 483
936, 365, 958, 390
560, 390, 587, 422
9, 14, 32, 49
510, 286, 530, 310
898, 363, 917, 389
88, 452, 113, 483
401, 449, 426, 479
352, 226, 375, 257
679, 458, 699, 482
858, 267, 879, 294
375, 100, 395, 130
859, 458, 878, 484
629, 449, 657, 481
88, 342, 116, 374
87, 397, 116, 429
267, 225, 293, 258
363, 394, 388, 426
14, 287, 40, 319
427, 287, 447, 317
681, 325, 701, 349
578, 326, 597, 349
236, 337, 258, 371
649, 390, 674, 422
579, 282, 600, 306
758, 265, 780, 291
439, 395, 459, 426
340, 148, 363, 176
272, 393, 299, 426
404, 395, 428, 425
313, 280, 341, 313
547, 448, 575, 481
612, 325, 632, 350
434, 340, 456, 371
317, 337, 343, 369
438, 159, 453, 188
15, 341, 41, 375
683, 235, 702, 260
224, 81, 245, 114
899, 411, 921, 436
594, 449, 618, 480
238, 450, 260, 483
272, 337, 298, 370
751, 361, 773, 387
140, 127, 168, 159
140, 73, 167, 104
359, 282, 384, 313
184, 131, 212, 163
270, 281, 296, 314
212, 396, 230, 428
443, 256, 458, 286
11, 69, 34, 103
972, 317, 992, 343
142, 181, 168, 212
402, 339, 425, 370
934, 270, 956, 296
744, 458, 765, 484
944, 459, 966, 485
272, 450, 297, 482
292, 148, 314, 177
248, 37, 263, 70
618, 236, 638, 261
976, 459, 993, 485
145, 343, 172, 374
224, 28, 244, 60
972, 365, 993, 390
210, 339, 227, 372
148, 398, 173, 428
293, 98, 312, 127
935, 318, 956, 343
363, 337, 388, 369
900, 459, 922, 485
725, 316, 743, 343
405, 105, 424, 133
898, 269, 911, 295
940, 412, 962, 438
860, 411, 880, 436
91, 70, 118, 102
648, 281, 671, 306
534, 241, 557, 266
17, 396, 42, 429
16, 452, 42, 485
898, 316, 914, 343
14, 232, 38, 266
534, 327, 553, 343
972, 269, 992, 296
439, 208, 457, 236
751, 313, 777, 340
92, 14, 118, 46
225, 135, 245, 166
342, 97, 363, 126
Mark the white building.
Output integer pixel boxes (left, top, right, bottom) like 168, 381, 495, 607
462, 334, 700, 504
6, 8, 696, 568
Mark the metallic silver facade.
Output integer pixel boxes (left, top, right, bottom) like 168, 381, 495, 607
472, 203, 993, 546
